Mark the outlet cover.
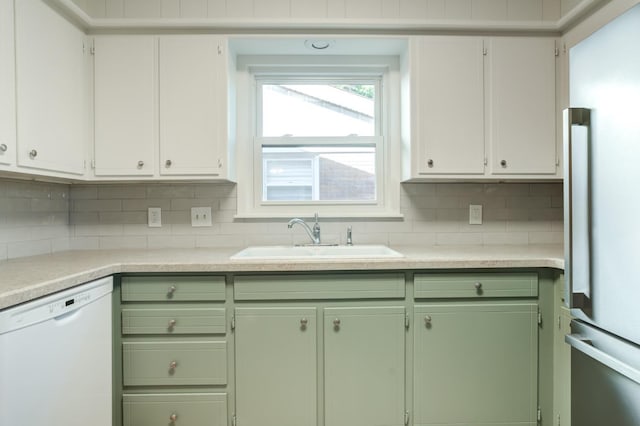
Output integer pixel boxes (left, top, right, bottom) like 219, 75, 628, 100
148, 207, 162, 227
469, 204, 483, 225
191, 207, 212, 227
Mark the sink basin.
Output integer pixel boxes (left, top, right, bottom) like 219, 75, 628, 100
230, 245, 403, 260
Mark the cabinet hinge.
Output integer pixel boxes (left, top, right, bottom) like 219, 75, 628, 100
558, 315, 562, 330
537, 407, 542, 422
231, 314, 236, 331
89, 40, 95, 55
554, 47, 560, 57
218, 44, 223, 55
90, 159, 95, 169
484, 157, 488, 166
557, 413, 562, 425
404, 411, 410, 425
232, 414, 237, 426
405, 314, 410, 330
538, 311, 543, 326
483, 47, 488, 56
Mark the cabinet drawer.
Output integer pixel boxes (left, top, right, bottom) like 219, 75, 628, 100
414, 272, 538, 298
121, 276, 225, 302
122, 306, 226, 335
234, 273, 405, 300
123, 340, 227, 386
123, 393, 227, 426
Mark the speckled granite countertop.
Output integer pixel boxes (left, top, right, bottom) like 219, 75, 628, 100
0, 245, 563, 310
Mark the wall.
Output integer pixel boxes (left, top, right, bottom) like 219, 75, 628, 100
0, 179, 70, 261
68, 181, 563, 250
71, 0, 564, 22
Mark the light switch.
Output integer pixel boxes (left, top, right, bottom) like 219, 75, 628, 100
191, 207, 212, 227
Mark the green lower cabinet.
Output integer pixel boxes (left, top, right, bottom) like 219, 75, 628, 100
413, 302, 538, 426
324, 306, 406, 426
234, 307, 318, 426
122, 393, 227, 426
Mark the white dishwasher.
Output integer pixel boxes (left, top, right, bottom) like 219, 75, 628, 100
0, 276, 113, 426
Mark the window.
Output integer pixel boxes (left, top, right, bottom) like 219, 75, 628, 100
235, 53, 402, 218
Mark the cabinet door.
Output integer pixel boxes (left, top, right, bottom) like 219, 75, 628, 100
412, 36, 485, 176
414, 302, 538, 426
235, 307, 317, 426
14, 0, 87, 175
324, 306, 405, 426
159, 36, 227, 177
94, 36, 156, 176
0, 0, 15, 168
487, 37, 557, 175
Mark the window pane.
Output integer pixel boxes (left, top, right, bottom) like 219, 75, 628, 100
261, 83, 375, 137
263, 147, 376, 202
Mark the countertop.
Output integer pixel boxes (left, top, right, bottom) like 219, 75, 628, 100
0, 244, 563, 310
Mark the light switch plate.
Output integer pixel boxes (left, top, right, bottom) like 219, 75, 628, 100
148, 207, 161, 227
191, 207, 212, 227
469, 204, 482, 225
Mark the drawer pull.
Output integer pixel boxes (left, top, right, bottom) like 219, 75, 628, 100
474, 282, 482, 290
168, 319, 177, 330
167, 285, 177, 298
300, 318, 308, 330
169, 413, 178, 422
169, 360, 178, 371
333, 318, 341, 330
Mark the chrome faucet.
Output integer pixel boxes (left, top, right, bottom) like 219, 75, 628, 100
288, 213, 321, 245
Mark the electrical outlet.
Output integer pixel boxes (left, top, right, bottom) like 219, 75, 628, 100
148, 207, 162, 227
469, 204, 483, 225
191, 207, 212, 227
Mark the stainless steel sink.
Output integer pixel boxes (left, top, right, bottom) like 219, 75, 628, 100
230, 245, 403, 260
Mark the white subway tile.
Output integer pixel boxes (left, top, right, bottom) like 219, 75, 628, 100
482, 232, 528, 245
196, 235, 246, 248
8, 240, 52, 259
122, 199, 172, 211
73, 199, 122, 212
528, 231, 563, 244
70, 185, 98, 200
74, 224, 124, 237
98, 185, 146, 199
146, 185, 195, 199
0, 243, 7, 261
148, 235, 197, 248
436, 232, 483, 245
99, 236, 148, 249
389, 232, 436, 246
100, 211, 147, 224
70, 237, 100, 250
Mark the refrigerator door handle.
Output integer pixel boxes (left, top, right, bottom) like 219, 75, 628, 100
563, 107, 593, 315
566, 333, 640, 385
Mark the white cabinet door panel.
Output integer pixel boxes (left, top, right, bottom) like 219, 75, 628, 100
94, 36, 156, 176
0, 0, 15, 167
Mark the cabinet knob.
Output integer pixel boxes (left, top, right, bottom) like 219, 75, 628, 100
333, 318, 341, 329
167, 285, 177, 298
29, 149, 38, 158
165, 159, 172, 167
500, 159, 507, 167
427, 159, 434, 167
474, 282, 482, 290
169, 360, 178, 370
168, 319, 177, 329
424, 315, 432, 326
169, 413, 178, 422
137, 160, 144, 168
0, 144, 7, 152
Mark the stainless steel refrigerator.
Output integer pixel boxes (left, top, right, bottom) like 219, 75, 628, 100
564, 3, 640, 425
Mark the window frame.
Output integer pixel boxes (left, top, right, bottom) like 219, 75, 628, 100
235, 54, 402, 219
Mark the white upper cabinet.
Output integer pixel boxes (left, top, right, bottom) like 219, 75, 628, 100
93, 36, 157, 177
404, 35, 558, 180
93, 35, 232, 180
486, 37, 558, 176
409, 36, 485, 177
0, 0, 16, 168
14, 0, 88, 176
159, 36, 229, 177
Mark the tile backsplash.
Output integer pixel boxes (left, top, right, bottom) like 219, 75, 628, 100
0, 178, 563, 261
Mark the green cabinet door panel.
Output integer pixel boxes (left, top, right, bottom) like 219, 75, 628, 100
234, 307, 317, 426
121, 276, 226, 302
122, 340, 227, 386
122, 306, 226, 335
123, 393, 227, 426
414, 272, 538, 299
414, 302, 538, 426
324, 306, 406, 426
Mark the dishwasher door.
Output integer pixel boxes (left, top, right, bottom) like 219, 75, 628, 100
0, 277, 113, 426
